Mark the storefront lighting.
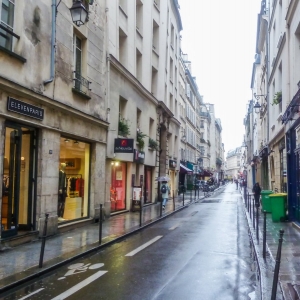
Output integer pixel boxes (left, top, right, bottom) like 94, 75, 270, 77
64, 139, 70, 142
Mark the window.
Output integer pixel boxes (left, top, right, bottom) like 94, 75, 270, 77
136, 0, 143, 33
136, 48, 142, 82
0, 0, 15, 51
151, 67, 158, 96
73, 34, 82, 91
119, 27, 128, 67
152, 20, 159, 52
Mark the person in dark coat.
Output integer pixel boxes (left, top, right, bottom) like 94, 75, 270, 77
252, 182, 262, 206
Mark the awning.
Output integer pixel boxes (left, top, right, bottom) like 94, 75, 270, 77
180, 163, 193, 174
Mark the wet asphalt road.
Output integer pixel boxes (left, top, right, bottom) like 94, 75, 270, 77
2, 185, 257, 300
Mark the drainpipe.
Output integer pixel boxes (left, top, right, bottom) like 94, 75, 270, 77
266, 0, 270, 189
44, 0, 56, 85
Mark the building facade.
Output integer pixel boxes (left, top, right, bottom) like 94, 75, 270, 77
0, 0, 107, 239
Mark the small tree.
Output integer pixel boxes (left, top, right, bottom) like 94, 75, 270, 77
272, 91, 282, 105
118, 117, 130, 137
148, 137, 159, 150
137, 131, 147, 150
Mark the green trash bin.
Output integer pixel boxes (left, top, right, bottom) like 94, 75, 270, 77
269, 193, 287, 222
260, 190, 274, 213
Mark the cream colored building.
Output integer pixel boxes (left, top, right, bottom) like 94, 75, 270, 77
0, 0, 107, 241
105, 0, 183, 212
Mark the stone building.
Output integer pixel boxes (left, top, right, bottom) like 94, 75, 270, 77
105, 0, 183, 213
0, 0, 107, 241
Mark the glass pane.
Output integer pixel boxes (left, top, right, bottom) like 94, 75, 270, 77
111, 162, 126, 212
58, 138, 90, 223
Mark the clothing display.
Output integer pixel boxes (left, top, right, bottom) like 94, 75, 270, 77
66, 175, 84, 197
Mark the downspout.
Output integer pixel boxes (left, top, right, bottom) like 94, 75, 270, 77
266, 0, 270, 189
104, 1, 111, 216
44, 0, 57, 85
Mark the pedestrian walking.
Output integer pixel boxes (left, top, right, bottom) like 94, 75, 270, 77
252, 182, 262, 206
235, 179, 238, 190
161, 181, 170, 210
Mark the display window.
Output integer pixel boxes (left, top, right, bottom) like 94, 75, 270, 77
111, 162, 126, 212
144, 166, 152, 203
58, 137, 90, 223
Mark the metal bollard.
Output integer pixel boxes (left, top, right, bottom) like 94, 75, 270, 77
249, 195, 252, 219
39, 213, 49, 268
256, 203, 259, 242
252, 198, 255, 229
263, 210, 267, 258
173, 190, 175, 211
139, 197, 142, 227
190, 188, 192, 203
183, 188, 185, 206
271, 229, 285, 300
99, 204, 103, 244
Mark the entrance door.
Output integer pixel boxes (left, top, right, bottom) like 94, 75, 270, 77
1, 125, 36, 238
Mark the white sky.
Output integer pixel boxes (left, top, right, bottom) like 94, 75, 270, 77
179, 0, 262, 156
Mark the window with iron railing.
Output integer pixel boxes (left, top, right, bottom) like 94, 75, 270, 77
73, 34, 91, 94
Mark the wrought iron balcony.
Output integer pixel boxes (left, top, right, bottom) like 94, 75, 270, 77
73, 71, 91, 94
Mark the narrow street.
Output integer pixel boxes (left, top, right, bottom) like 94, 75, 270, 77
2, 184, 258, 300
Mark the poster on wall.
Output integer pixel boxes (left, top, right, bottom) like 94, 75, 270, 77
133, 187, 142, 201
116, 171, 122, 180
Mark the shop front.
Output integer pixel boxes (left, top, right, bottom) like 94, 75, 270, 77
1, 122, 38, 238
168, 159, 177, 196
1, 94, 108, 241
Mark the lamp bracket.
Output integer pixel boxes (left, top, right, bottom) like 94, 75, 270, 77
254, 93, 267, 101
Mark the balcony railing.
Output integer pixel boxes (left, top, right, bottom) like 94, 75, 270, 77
73, 71, 91, 94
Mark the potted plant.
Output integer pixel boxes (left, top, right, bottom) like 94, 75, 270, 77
136, 131, 147, 150
272, 91, 282, 105
118, 117, 130, 137
148, 137, 159, 150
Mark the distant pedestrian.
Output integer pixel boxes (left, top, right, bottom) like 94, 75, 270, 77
252, 182, 262, 206
235, 179, 238, 190
161, 181, 170, 211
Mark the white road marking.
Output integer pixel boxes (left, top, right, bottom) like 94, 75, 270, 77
125, 236, 163, 257
18, 288, 44, 300
51, 270, 107, 300
169, 225, 178, 230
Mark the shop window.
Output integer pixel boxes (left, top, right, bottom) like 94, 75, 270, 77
111, 162, 126, 212
58, 137, 90, 223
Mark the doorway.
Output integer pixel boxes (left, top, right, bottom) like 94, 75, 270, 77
1, 124, 37, 238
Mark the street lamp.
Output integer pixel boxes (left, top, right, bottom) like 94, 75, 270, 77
69, 0, 89, 27
253, 93, 267, 114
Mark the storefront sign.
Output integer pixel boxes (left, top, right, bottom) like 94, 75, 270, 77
133, 149, 145, 164
133, 187, 142, 201
7, 97, 44, 120
114, 138, 134, 153
169, 159, 177, 168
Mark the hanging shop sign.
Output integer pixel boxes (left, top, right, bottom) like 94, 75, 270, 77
133, 149, 145, 164
114, 138, 134, 153
7, 97, 44, 120
169, 159, 177, 168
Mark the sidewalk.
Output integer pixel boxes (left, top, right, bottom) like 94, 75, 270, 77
0, 190, 206, 294
241, 187, 300, 299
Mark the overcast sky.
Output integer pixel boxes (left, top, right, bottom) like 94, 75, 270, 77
179, 0, 261, 155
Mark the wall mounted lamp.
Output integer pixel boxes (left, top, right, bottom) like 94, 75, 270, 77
253, 93, 267, 114
57, 0, 94, 27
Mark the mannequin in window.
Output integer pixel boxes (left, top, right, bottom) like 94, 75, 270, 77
58, 163, 67, 221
